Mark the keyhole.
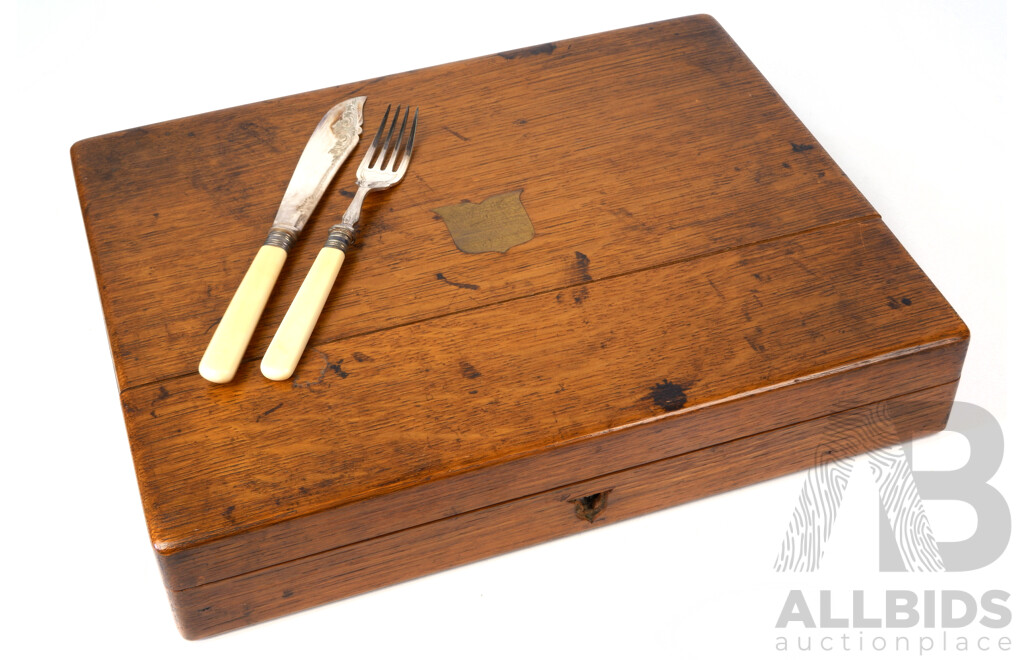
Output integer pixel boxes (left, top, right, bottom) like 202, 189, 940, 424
573, 490, 610, 523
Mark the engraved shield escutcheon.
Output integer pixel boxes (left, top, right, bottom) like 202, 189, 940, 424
433, 190, 535, 254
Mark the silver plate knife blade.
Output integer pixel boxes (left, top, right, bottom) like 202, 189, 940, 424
272, 96, 366, 235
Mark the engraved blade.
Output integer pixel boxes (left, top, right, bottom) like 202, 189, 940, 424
271, 96, 365, 234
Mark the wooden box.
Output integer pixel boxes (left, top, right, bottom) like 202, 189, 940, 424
71, 15, 968, 639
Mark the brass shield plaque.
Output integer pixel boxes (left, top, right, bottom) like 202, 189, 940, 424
432, 190, 535, 254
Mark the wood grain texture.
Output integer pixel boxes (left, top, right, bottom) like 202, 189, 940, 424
169, 381, 958, 639
137, 217, 968, 590
72, 14, 875, 392
70, 13, 969, 638
157, 335, 966, 591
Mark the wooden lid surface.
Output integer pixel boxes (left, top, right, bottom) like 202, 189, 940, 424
72, 15, 966, 586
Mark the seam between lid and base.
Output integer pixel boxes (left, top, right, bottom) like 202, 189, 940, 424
167, 376, 960, 593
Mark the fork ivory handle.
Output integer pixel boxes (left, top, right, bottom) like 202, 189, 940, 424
199, 244, 288, 383
261, 247, 346, 381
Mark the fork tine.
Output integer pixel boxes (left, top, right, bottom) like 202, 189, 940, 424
361, 104, 391, 167
406, 107, 418, 157
374, 104, 403, 168
395, 108, 418, 178
386, 107, 410, 171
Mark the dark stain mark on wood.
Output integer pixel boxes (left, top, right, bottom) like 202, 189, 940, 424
791, 142, 815, 152
643, 379, 690, 412
886, 296, 914, 309
498, 42, 556, 60
782, 162, 791, 168
352, 352, 373, 362
222, 505, 235, 521
292, 350, 347, 390
436, 273, 480, 290
338, 189, 356, 198
573, 287, 589, 304
460, 361, 482, 379
153, 386, 170, 403
122, 400, 140, 414
256, 403, 283, 422
282, 590, 294, 599
514, 118, 528, 125
443, 126, 470, 142
573, 490, 610, 523
236, 121, 279, 150
203, 316, 222, 335
150, 410, 158, 418
413, 172, 435, 192
574, 251, 593, 283
706, 277, 725, 300
745, 329, 767, 353
786, 256, 820, 280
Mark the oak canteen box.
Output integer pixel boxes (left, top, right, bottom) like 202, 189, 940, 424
71, 14, 968, 639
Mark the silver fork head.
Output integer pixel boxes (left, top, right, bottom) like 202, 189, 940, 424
357, 104, 418, 189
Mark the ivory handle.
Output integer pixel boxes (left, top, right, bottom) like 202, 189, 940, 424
199, 245, 288, 383
260, 247, 346, 381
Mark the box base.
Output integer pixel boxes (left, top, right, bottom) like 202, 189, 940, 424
169, 380, 957, 639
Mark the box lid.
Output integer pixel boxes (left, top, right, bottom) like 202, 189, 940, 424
72, 15, 967, 590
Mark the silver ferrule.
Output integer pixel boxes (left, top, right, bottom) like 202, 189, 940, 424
264, 228, 297, 252
324, 226, 355, 252
324, 185, 370, 252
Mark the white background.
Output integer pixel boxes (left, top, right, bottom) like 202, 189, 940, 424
3, 1, 1018, 657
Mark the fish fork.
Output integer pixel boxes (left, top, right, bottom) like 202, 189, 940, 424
261, 104, 418, 380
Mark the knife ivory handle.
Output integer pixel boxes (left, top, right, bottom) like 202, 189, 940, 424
261, 247, 346, 381
199, 244, 288, 383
